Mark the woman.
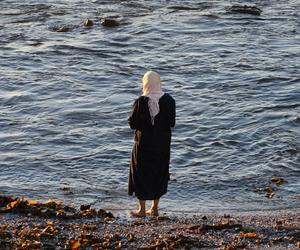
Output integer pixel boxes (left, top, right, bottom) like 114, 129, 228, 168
128, 71, 176, 217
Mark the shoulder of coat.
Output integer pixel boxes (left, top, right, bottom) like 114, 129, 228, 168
135, 96, 148, 104
163, 93, 175, 102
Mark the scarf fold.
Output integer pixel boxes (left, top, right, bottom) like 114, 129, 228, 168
144, 91, 164, 125
142, 71, 164, 125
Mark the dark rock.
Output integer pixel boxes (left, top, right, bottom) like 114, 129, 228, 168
156, 216, 170, 221
40, 208, 56, 217
84, 19, 94, 27
0, 231, 13, 239
227, 5, 262, 16
0, 196, 15, 207
101, 18, 119, 27
0, 240, 11, 248
80, 208, 97, 218
98, 209, 115, 219
80, 204, 91, 211
63, 205, 76, 213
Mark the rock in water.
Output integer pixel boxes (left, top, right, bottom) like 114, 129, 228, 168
84, 19, 94, 27
227, 5, 262, 16
101, 18, 119, 27
51, 25, 71, 32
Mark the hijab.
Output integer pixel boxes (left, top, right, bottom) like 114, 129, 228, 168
142, 71, 165, 125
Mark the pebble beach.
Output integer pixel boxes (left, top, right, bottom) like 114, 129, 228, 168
1, 196, 300, 249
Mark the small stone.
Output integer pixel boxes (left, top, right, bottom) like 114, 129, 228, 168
127, 233, 134, 242
84, 19, 94, 27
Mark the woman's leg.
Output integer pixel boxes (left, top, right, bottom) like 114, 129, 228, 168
146, 198, 159, 216
130, 199, 146, 217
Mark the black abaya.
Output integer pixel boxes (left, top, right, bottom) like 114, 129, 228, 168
128, 93, 175, 200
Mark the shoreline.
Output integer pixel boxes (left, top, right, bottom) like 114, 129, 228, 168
1, 196, 300, 249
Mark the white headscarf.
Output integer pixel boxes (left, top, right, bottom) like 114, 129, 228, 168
142, 71, 165, 125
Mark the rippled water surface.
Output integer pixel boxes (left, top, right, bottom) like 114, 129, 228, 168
0, 0, 299, 213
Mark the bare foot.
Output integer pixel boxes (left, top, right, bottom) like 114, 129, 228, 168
130, 210, 146, 218
146, 209, 159, 217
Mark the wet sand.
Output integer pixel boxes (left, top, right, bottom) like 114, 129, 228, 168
0, 196, 300, 249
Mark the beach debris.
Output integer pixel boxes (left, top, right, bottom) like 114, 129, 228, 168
100, 18, 119, 27
132, 220, 150, 226
240, 232, 257, 239
0, 195, 114, 221
227, 5, 262, 16
1, 195, 300, 249
84, 19, 94, 27
188, 221, 243, 232
222, 241, 249, 250
140, 234, 205, 249
66, 238, 81, 249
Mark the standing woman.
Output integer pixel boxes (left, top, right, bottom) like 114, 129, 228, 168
128, 71, 176, 217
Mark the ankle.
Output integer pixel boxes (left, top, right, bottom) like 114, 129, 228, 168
138, 208, 146, 213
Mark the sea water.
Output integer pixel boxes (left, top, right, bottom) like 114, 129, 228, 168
0, 0, 299, 213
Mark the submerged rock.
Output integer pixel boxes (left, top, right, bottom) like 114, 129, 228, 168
100, 18, 119, 27
50, 25, 72, 32
227, 5, 262, 16
271, 176, 286, 185
167, 6, 200, 11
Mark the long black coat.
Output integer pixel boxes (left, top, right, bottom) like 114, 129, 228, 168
128, 93, 176, 200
